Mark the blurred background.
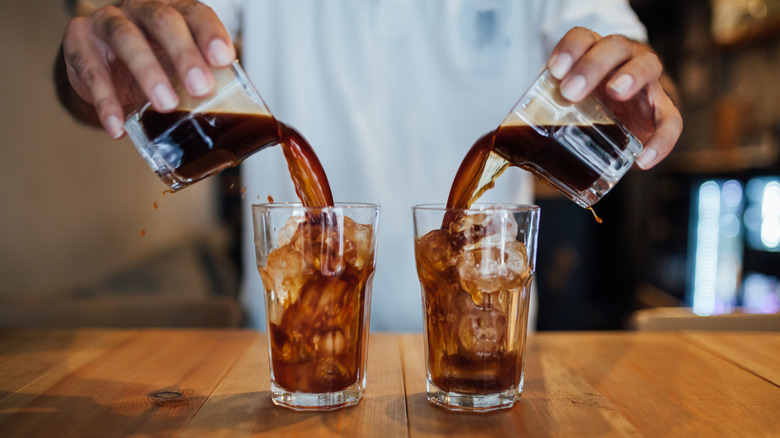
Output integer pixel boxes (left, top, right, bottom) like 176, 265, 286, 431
1, 0, 779, 331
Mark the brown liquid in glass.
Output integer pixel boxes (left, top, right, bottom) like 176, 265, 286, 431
423, 122, 626, 395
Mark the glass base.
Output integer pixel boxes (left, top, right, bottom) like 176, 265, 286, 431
426, 380, 521, 412
270, 381, 364, 411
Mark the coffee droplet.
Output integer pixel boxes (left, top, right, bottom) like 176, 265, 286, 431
588, 207, 603, 224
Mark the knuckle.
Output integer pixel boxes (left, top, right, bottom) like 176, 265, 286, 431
65, 52, 86, 77
100, 15, 137, 42
180, 1, 209, 17
143, 3, 182, 29
604, 34, 633, 54
91, 5, 122, 22
570, 26, 601, 43
647, 53, 663, 72
80, 67, 101, 89
63, 17, 88, 40
637, 53, 663, 79
62, 43, 88, 74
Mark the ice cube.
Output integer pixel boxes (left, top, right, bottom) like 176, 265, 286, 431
277, 331, 315, 363
343, 217, 374, 270
456, 240, 530, 307
416, 229, 457, 275
456, 298, 507, 355
314, 329, 346, 356
449, 208, 518, 247
258, 245, 307, 319
295, 276, 351, 331
293, 220, 351, 275
278, 214, 307, 246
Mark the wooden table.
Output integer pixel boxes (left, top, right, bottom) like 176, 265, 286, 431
1, 329, 778, 437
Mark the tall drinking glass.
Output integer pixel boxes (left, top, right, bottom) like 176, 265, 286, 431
413, 204, 539, 412
252, 203, 380, 410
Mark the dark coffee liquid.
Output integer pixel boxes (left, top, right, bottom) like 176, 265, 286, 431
432, 352, 518, 394
140, 110, 280, 185
446, 123, 630, 211
268, 267, 371, 393
278, 123, 334, 207
140, 110, 334, 207
494, 123, 629, 192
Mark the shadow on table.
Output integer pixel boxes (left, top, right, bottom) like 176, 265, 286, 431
183, 391, 408, 436
1, 388, 406, 437
401, 335, 648, 437
0, 385, 211, 437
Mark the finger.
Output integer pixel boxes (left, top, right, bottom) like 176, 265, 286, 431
63, 17, 125, 138
547, 27, 601, 80
636, 85, 683, 169
172, 0, 236, 67
91, 5, 179, 112
127, 2, 214, 97
558, 34, 637, 102
605, 51, 663, 102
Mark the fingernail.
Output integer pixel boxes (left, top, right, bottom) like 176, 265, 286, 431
549, 53, 573, 79
636, 148, 657, 169
560, 74, 586, 101
105, 115, 124, 139
609, 74, 634, 97
186, 67, 211, 96
153, 83, 178, 111
209, 39, 234, 66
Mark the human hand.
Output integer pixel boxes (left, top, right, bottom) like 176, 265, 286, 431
546, 27, 683, 170
61, 0, 236, 138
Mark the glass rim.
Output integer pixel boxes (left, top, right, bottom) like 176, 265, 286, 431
252, 202, 380, 211
412, 203, 539, 213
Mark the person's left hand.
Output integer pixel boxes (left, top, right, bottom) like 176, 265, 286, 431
546, 27, 683, 170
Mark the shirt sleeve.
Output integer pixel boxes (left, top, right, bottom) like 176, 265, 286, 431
198, 0, 245, 40
535, 0, 648, 55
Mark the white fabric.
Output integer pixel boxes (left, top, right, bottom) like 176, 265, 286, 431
202, 0, 646, 331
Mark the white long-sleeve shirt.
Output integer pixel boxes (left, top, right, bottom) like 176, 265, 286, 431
203, 0, 647, 331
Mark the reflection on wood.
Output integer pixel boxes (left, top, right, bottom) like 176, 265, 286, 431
0, 329, 778, 437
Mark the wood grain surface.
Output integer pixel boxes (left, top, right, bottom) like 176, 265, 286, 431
1, 329, 778, 437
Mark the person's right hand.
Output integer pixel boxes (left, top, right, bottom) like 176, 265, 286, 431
62, 0, 236, 138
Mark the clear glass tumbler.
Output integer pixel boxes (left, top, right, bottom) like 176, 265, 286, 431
495, 69, 643, 207
413, 203, 540, 412
252, 202, 380, 410
125, 61, 278, 191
